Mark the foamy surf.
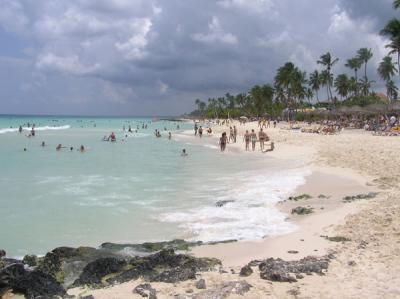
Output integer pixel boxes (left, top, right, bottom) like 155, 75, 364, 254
0, 125, 71, 134
160, 168, 310, 242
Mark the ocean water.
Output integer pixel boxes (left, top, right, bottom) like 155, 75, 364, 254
0, 115, 310, 257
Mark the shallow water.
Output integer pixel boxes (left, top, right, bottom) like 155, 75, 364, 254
0, 115, 309, 256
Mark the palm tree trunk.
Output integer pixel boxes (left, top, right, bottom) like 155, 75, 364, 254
316, 89, 320, 103
355, 69, 358, 96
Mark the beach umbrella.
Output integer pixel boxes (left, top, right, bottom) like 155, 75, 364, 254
239, 116, 248, 120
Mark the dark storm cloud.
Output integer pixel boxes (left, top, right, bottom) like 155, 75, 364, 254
0, 0, 397, 115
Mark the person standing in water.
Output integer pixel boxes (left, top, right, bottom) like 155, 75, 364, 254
168, 132, 172, 139
194, 123, 198, 136
219, 132, 227, 152
19, 126, 23, 133
181, 149, 188, 156
233, 126, 237, 143
198, 126, 203, 138
250, 129, 257, 151
79, 145, 85, 153
244, 130, 250, 151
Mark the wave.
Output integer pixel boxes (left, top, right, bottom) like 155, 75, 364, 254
159, 168, 310, 242
0, 125, 71, 134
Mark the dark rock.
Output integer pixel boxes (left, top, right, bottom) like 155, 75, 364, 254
239, 265, 253, 277
348, 261, 356, 266
324, 236, 351, 242
192, 281, 252, 298
185, 289, 193, 293
287, 250, 299, 254
133, 283, 157, 299
215, 200, 235, 207
23, 255, 38, 267
0, 263, 66, 299
73, 257, 127, 287
288, 194, 312, 201
291, 206, 313, 215
195, 278, 206, 289
295, 274, 304, 279
343, 192, 378, 203
80, 296, 95, 299
258, 256, 330, 282
0, 250, 5, 259
149, 266, 196, 283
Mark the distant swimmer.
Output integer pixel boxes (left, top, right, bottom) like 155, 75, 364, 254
31, 127, 35, 137
168, 132, 172, 139
19, 126, 23, 133
23, 148, 27, 152
41, 141, 45, 147
79, 145, 85, 153
128, 126, 132, 133
70, 147, 74, 151
181, 149, 188, 156
110, 132, 116, 142
56, 144, 63, 151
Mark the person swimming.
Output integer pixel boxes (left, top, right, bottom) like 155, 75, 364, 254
79, 145, 85, 153
168, 132, 172, 139
56, 144, 63, 151
41, 141, 45, 147
181, 149, 188, 156
110, 132, 116, 142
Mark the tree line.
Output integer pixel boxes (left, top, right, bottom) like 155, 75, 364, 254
190, 1, 400, 119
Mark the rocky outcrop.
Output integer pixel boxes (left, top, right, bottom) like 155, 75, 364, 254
257, 256, 332, 282
215, 200, 235, 207
239, 265, 253, 277
23, 255, 38, 267
195, 278, 206, 289
342, 192, 378, 203
73, 249, 221, 288
291, 206, 313, 215
100, 239, 202, 253
0, 263, 66, 299
133, 283, 157, 298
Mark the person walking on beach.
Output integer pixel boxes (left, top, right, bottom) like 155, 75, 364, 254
259, 129, 266, 151
220, 132, 228, 152
244, 130, 250, 151
250, 129, 257, 151
194, 123, 198, 136
198, 126, 203, 138
233, 126, 237, 143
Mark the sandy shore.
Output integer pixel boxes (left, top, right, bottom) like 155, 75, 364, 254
63, 120, 400, 298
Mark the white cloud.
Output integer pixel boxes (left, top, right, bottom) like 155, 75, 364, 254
192, 17, 238, 45
217, 0, 275, 14
36, 53, 100, 75
115, 18, 152, 60
0, 0, 29, 32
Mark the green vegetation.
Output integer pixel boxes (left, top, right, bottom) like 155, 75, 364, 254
190, 1, 400, 118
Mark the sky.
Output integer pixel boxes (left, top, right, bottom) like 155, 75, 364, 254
0, 0, 397, 116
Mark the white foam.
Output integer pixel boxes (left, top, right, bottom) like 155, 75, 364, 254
0, 125, 70, 134
159, 168, 310, 242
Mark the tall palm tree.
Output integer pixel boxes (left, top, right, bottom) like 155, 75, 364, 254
334, 74, 350, 100
309, 70, 321, 103
378, 56, 398, 101
317, 52, 339, 103
345, 57, 362, 95
394, 0, 400, 9
357, 48, 373, 82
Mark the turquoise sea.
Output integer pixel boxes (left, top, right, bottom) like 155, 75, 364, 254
0, 115, 309, 257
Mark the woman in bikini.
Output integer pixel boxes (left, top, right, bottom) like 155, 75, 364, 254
250, 129, 257, 151
244, 130, 250, 151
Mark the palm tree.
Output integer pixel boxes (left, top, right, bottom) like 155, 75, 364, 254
320, 70, 333, 103
357, 48, 373, 82
359, 77, 375, 96
317, 52, 339, 102
309, 70, 321, 103
387, 80, 399, 101
378, 56, 397, 82
394, 0, 400, 9
334, 74, 350, 100
378, 56, 398, 101
345, 57, 362, 95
